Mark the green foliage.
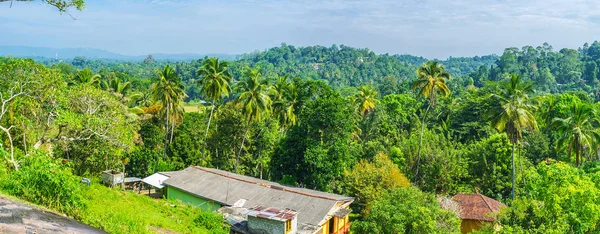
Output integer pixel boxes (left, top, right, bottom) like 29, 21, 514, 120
193, 212, 229, 234
399, 129, 468, 194
464, 134, 529, 200
338, 153, 410, 214
1, 151, 85, 217
271, 85, 357, 191
169, 112, 207, 167
488, 161, 600, 233
353, 186, 461, 234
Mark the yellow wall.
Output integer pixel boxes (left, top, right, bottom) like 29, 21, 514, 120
321, 215, 349, 234
460, 219, 490, 233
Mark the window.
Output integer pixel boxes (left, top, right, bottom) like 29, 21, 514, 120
286, 219, 292, 233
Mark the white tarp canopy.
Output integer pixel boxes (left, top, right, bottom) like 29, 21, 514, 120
142, 173, 170, 189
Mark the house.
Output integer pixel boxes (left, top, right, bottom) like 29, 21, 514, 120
144, 166, 353, 234
451, 193, 506, 233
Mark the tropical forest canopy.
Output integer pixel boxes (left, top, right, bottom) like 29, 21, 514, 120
4, 41, 600, 233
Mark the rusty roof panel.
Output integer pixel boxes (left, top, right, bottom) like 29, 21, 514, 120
452, 194, 506, 222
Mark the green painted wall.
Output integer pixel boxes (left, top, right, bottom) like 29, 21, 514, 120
166, 186, 222, 211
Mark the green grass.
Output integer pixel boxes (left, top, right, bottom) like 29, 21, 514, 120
78, 183, 227, 234
183, 102, 206, 113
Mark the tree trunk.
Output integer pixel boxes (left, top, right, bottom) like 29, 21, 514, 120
567, 140, 573, 164
415, 103, 431, 178
519, 143, 526, 186
202, 103, 215, 161
22, 121, 27, 155
170, 113, 175, 144
164, 104, 169, 158
236, 124, 250, 174
260, 163, 263, 180
0, 126, 18, 170
511, 141, 516, 200
576, 143, 581, 167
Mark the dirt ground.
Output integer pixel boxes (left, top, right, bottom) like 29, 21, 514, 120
0, 195, 106, 234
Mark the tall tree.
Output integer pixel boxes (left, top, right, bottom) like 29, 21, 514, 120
491, 74, 538, 200
197, 57, 232, 160
411, 61, 451, 178
271, 76, 299, 130
235, 69, 272, 173
151, 65, 186, 157
553, 101, 600, 167
355, 85, 379, 116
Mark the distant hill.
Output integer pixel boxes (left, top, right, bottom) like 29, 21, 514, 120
0, 45, 236, 61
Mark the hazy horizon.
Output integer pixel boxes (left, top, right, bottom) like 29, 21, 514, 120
2, 0, 600, 59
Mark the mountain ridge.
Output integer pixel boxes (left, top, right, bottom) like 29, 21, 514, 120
0, 45, 236, 61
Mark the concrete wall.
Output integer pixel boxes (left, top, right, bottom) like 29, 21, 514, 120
165, 186, 222, 211
247, 216, 285, 234
247, 216, 297, 234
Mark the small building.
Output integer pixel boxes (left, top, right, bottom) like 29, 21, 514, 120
246, 206, 298, 234
151, 166, 353, 234
452, 193, 506, 233
101, 170, 124, 188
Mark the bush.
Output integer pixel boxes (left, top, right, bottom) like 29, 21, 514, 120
353, 186, 461, 234
482, 161, 600, 233
338, 153, 410, 215
193, 212, 228, 234
1, 151, 85, 217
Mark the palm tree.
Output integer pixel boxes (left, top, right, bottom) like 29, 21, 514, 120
197, 57, 232, 159
355, 85, 379, 115
103, 76, 132, 96
491, 74, 538, 200
271, 76, 299, 130
411, 61, 451, 177
553, 101, 600, 167
151, 65, 186, 157
235, 69, 272, 173
72, 68, 101, 86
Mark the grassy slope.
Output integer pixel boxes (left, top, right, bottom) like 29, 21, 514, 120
78, 184, 218, 234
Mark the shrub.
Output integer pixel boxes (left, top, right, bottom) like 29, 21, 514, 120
1, 151, 85, 217
193, 212, 228, 234
353, 186, 461, 234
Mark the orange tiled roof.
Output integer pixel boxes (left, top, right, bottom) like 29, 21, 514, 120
452, 193, 506, 222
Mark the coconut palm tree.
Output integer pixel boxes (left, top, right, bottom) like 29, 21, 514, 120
411, 61, 451, 177
235, 69, 272, 173
197, 57, 232, 159
553, 101, 600, 167
355, 85, 379, 115
103, 76, 132, 96
271, 76, 299, 130
491, 74, 538, 200
71, 68, 101, 86
151, 65, 186, 157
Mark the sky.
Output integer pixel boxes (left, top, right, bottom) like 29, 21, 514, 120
1, 0, 600, 59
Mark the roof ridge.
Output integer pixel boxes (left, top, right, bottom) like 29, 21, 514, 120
479, 193, 494, 212
192, 166, 344, 201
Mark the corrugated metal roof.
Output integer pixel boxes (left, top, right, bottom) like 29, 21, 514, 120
141, 173, 170, 189
452, 194, 506, 221
247, 206, 297, 222
162, 166, 353, 226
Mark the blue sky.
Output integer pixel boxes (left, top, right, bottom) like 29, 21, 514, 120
1, 0, 600, 59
